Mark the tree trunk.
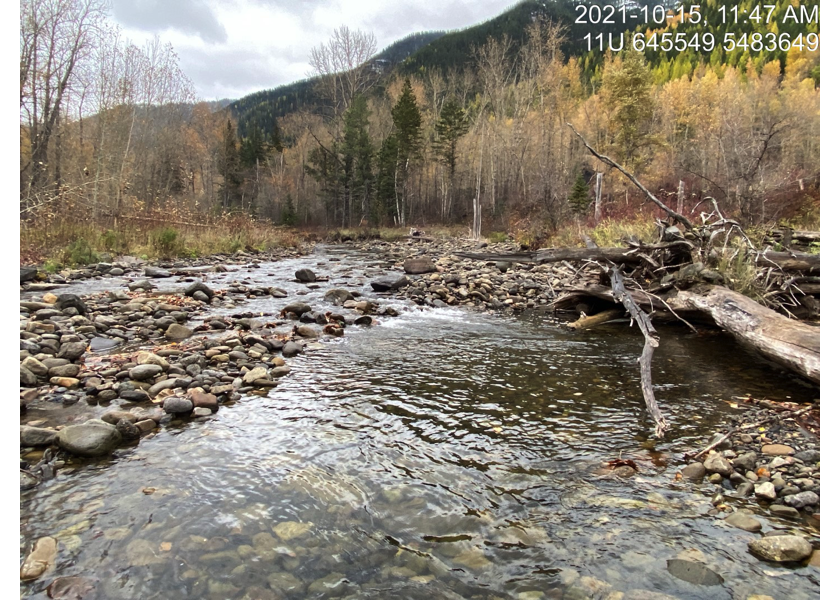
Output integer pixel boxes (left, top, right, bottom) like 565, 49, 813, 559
672, 285, 819, 383
594, 172, 603, 224
677, 180, 685, 215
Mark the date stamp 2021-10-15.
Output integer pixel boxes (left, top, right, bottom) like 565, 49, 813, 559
578, 3, 820, 55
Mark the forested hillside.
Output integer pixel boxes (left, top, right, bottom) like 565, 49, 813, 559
229, 31, 446, 136
20, 0, 819, 263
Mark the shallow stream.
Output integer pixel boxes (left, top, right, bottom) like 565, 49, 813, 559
20, 246, 819, 599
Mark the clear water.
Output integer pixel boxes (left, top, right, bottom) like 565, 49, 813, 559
20, 247, 819, 599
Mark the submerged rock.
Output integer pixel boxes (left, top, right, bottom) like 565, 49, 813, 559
46, 576, 97, 599
20, 537, 57, 581
666, 559, 724, 586
681, 463, 706, 481
724, 511, 762, 532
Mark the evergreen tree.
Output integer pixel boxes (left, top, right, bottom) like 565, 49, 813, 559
281, 193, 298, 226
602, 52, 655, 172
240, 122, 267, 168
305, 143, 341, 224
218, 119, 242, 210
433, 98, 469, 179
374, 134, 398, 226
392, 79, 423, 159
569, 173, 590, 215
341, 95, 375, 225
270, 121, 285, 154
432, 97, 469, 221
389, 79, 423, 225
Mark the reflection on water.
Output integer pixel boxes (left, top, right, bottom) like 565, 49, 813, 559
20, 248, 818, 599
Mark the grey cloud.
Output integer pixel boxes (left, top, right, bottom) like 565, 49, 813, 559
112, 0, 228, 44
365, 0, 514, 39
177, 46, 309, 99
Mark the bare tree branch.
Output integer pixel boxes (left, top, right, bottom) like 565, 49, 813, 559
567, 122, 694, 231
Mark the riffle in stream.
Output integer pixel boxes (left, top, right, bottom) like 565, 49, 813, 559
20, 246, 819, 599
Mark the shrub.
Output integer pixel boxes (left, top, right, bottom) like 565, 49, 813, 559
42, 259, 61, 273
569, 173, 591, 215
64, 239, 98, 266
99, 229, 128, 254
227, 236, 243, 253
487, 231, 509, 243
149, 227, 181, 257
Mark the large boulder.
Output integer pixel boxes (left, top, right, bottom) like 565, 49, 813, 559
48, 364, 80, 378
20, 365, 38, 387
283, 302, 312, 317
748, 535, 813, 563
57, 342, 87, 362
57, 420, 121, 457
243, 367, 268, 384
137, 351, 169, 369
282, 341, 302, 357
163, 396, 193, 414
187, 389, 218, 410
21, 357, 48, 377
680, 463, 706, 481
294, 268, 317, 283
128, 280, 155, 292
164, 323, 193, 341
20, 267, 39, 283
185, 282, 214, 302
703, 453, 733, 476
56, 293, 88, 316
295, 325, 319, 338
144, 267, 171, 278
403, 257, 437, 274
371, 275, 409, 292
784, 491, 820, 508
89, 337, 120, 352
129, 364, 163, 381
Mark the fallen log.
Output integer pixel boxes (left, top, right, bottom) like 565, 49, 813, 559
755, 250, 820, 273
670, 285, 819, 382
455, 247, 644, 265
554, 284, 671, 313
609, 266, 669, 437
766, 229, 820, 244
707, 248, 819, 273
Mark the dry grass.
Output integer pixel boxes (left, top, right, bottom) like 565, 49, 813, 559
546, 216, 659, 249
323, 225, 465, 242
21, 210, 301, 267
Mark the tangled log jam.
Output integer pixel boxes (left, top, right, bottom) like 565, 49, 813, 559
456, 126, 819, 437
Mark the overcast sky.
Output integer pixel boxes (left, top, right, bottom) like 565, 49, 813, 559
110, 0, 517, 101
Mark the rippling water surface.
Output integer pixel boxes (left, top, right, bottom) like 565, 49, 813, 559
20, 247, 819, 599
